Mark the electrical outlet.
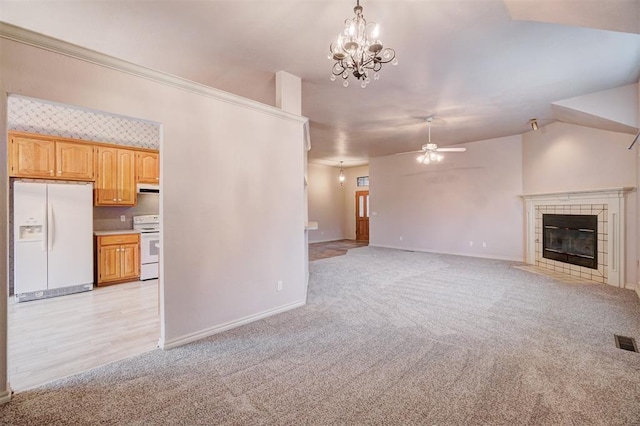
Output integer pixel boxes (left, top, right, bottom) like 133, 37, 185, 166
277, 280, 283, 291
469, 241, 473, 247
399, 236, 403, 241
482, 242, 487, 248
120, 215, 126, 222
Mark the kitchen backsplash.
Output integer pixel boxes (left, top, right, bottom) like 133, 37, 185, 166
94, 193, 160, 231
8, 95, 160, 149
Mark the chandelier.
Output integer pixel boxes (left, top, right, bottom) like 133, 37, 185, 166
329, 0, 397, 88
338, 161, 345, 185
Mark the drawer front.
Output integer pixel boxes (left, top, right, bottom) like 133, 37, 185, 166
99, 234, 140, 246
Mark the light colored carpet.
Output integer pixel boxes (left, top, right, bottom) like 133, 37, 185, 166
2, 247, 640, 425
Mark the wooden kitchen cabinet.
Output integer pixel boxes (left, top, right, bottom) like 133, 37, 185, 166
9, 134, 56, 178
55, 141, 95, 180
95, 147, 136, 206
136, 151, 159, 184
95, 233, 140, 286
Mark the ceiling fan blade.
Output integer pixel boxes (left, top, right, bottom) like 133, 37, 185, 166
394, 150, 424, 155
436, 147, 467, 152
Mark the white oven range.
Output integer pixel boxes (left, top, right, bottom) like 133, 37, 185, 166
133, 215, 159, 280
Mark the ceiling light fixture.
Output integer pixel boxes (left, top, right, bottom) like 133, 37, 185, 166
417, 118, 444, 164
530, 118, 539, 131
328, 0, 398, 88
338, 161, 346, 185
416, 117, 466, 164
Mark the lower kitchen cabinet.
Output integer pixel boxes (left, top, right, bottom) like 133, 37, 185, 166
95, 233, 140, 286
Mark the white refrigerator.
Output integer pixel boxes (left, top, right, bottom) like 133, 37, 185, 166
14, 181, 94, 302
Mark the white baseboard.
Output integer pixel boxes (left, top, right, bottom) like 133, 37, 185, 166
159, 299, 306, 350
369, 244, 524, 262
0, 388, 12, 404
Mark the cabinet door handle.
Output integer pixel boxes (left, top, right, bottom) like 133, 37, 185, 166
113, 198, 117, 201
118, 198, 122, 202
49, 170, 54, 175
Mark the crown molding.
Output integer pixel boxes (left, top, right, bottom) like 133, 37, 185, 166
0, 21, 308, 126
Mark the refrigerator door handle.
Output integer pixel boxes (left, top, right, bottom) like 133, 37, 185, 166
48, 202, 55, 251
42, 203, 48, 251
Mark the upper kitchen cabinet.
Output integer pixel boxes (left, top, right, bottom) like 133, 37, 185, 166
136, 151, 159, 183
55, 141, 95, 180
95, 147, 136, 206
9, 132, 95, 181
9, 134, 56, 178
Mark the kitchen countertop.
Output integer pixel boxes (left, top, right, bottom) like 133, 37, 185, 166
93, 229, 141, 236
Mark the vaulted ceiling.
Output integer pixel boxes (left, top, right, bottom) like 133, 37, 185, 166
1, 0, 639, 166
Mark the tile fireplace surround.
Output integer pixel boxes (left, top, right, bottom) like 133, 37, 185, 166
522, 188, 634, 288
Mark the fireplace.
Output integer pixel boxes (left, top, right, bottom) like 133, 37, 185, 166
523, 188, 632, 287
543, 214, 597, 269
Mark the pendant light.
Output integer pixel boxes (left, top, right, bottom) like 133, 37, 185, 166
338, 161, 345, 186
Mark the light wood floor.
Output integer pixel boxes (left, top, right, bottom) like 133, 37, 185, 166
8, 280, 160, 391
309, 239, 369, 261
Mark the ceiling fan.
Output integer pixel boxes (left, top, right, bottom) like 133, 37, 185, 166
397, 117, 467, 164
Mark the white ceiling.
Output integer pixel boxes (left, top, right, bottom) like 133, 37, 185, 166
1, 0, 639, 166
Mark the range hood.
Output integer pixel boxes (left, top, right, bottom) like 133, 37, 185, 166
137, 183, 159, 194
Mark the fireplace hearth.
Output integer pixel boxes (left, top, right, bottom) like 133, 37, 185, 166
543, 214, 597, 269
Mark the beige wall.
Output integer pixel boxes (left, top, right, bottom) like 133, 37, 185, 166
370, 136, 524, 260
522, 122, 637, 193
306, 163, 344, 243
0, 37, 307, 396
343, 166, 369, 240
523, 122, 637, 287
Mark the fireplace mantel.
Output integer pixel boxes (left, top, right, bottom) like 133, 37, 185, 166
521, 187, 635, 288
521, 187, 634, 202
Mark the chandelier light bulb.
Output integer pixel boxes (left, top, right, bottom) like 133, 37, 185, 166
392, 58, 399, 66
328, 0, 396, 88
343, 80, 349, 87
372, 24, 380, 38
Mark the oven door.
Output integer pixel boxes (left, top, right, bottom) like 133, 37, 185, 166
140, 232, 159, 265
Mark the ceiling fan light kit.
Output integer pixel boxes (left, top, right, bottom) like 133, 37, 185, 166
329, 0, 397, 88
414, 117, 467, 164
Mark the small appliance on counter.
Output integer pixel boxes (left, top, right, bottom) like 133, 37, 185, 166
133, 215, 160, 280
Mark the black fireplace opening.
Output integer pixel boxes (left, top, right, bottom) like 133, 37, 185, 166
542, 214, 598, 269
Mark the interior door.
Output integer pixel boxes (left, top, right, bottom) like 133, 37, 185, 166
355, 190, 369, 241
